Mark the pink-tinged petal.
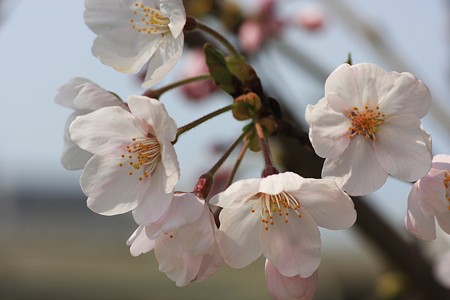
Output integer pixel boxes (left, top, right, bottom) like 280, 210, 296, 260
216, 202, 263, 268
436, 213, 450, 235
177, 206, 216, 256
292, 178, 356, 230
70, 106, 144, 156
142, 34, 184, 88
260, 172, 306, 195
126, 226, 155, 257
61, 112, 93, 170
209, 178, 261, 209
160, 139, 180, 193
127, 96, 178, 141
378, 72, 431, 118
73, 82, 122, 111
154, 234, 203, 287
432, 154, 450, 170
55, 77, 91, 108
193, 244, 223, 283
417, 172, 448, 216
306, 97, 351, 158
82, 155, 146, 215
265, 260, 318, 300
322, 136, 388, 196
373, 115, 432, 182
260, 209, 321, 278
145, 193, 204, 238
92, 32, 162, 74
132, 163, 173, 225
406, 183, 436, 241
160, 0, 186, 38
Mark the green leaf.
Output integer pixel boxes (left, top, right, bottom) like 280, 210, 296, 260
204, 43, 235, 95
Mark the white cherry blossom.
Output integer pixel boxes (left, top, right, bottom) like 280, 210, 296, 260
55, 77, 124, 170
265, 259, 318, 300
209, 172, 356, 278
84, 0, 186, 88
306, 63, 432, 196
69, 96, 179, 224
127, 192, 221, 286
406, 154, 450, 241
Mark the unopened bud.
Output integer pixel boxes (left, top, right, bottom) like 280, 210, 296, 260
232, 92, 262, 121
259, 117, 278, 134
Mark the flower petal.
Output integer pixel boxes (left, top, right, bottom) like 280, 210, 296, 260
436, 213, 450, 235
82, 155, 146, 215
216, 202, 263, 268
209, 178, 261, 209
132, 162, 173, 225
61, 112, 93, 170
417, 171, 448, 216
265, 260, 318, 300
378, 72, 431, 118
373, 115, 432, 182
160, 139, 180, 193
292, 178, 356, 230
259, 172, 305, 195
55, 77, 91, 108
260, 208, 321, 277
322, 136, 388, 196
305, 97, 351, 158
142, 34, 184, 88
73, 82, 122, 110
126, 226, 155, 256
405, 183, 436, 241
70, 106, 143, 156
160, 0, 186, 38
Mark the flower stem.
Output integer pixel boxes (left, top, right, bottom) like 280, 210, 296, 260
143, 74, 212, 99
173, 104, 234, 144
255, 121, 278, 177
226, 140, 249, 188
189, 17, 240, 57
206, 127, 250, 179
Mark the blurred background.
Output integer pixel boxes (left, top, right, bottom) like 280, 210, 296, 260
0, 0, 449, 299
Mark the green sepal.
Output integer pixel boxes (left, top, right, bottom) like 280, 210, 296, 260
204, 43, 236, 95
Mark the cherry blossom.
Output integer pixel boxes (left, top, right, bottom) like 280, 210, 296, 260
209, 172, 356, 278
69, 96, 179, 224
306, 63, 432, 196
84, 0, 186, 88
55, 77, 125, 170
265, 259, 318, 300
127, 192, 221, 286
406, 154, 450, 241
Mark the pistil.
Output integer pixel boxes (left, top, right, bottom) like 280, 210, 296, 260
347, 105, 385, 141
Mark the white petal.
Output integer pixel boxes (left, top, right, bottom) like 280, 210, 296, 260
260, 209, 321, 277
292, 178, 356, 230
209, 178, 261, 209
132, 162, 173, 225
322, 136, 388, 196
82, 155, 146, 215
306, 97, 351, 158
70, 106, 143, 156
373, 115, 432, 181
265, 260, 318, 300
216, 202, 263, 268
160, 0, 186, 38
127, 96, 178, 141
378, 72, 431, 118
405, 183, 436, 241
126, 226, 155, 256
73, 82, 122, 111
61, 112, 93, 170
160, 139, 180, 193
432, 154, 450, 170
259, 172, 306, 195
142, 34, 184, 88
418, 172, 448, 216
145, 193, 204, 237
193, 244, 223, 283
324, 64, 361, 109
55, 77, 91, 108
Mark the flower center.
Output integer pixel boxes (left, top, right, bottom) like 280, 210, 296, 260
444, 170, 450, 210
118, 136, 161, 181
130, 2, 170, 35
250, 192, 302, 230
347, 106, 385, 141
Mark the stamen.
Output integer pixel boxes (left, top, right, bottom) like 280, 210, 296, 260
250, 191, 302, 231
347, 105, 385, 141
130, 2, 170, 35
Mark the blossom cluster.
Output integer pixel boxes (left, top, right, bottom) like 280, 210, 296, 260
55, 0, 450, 298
